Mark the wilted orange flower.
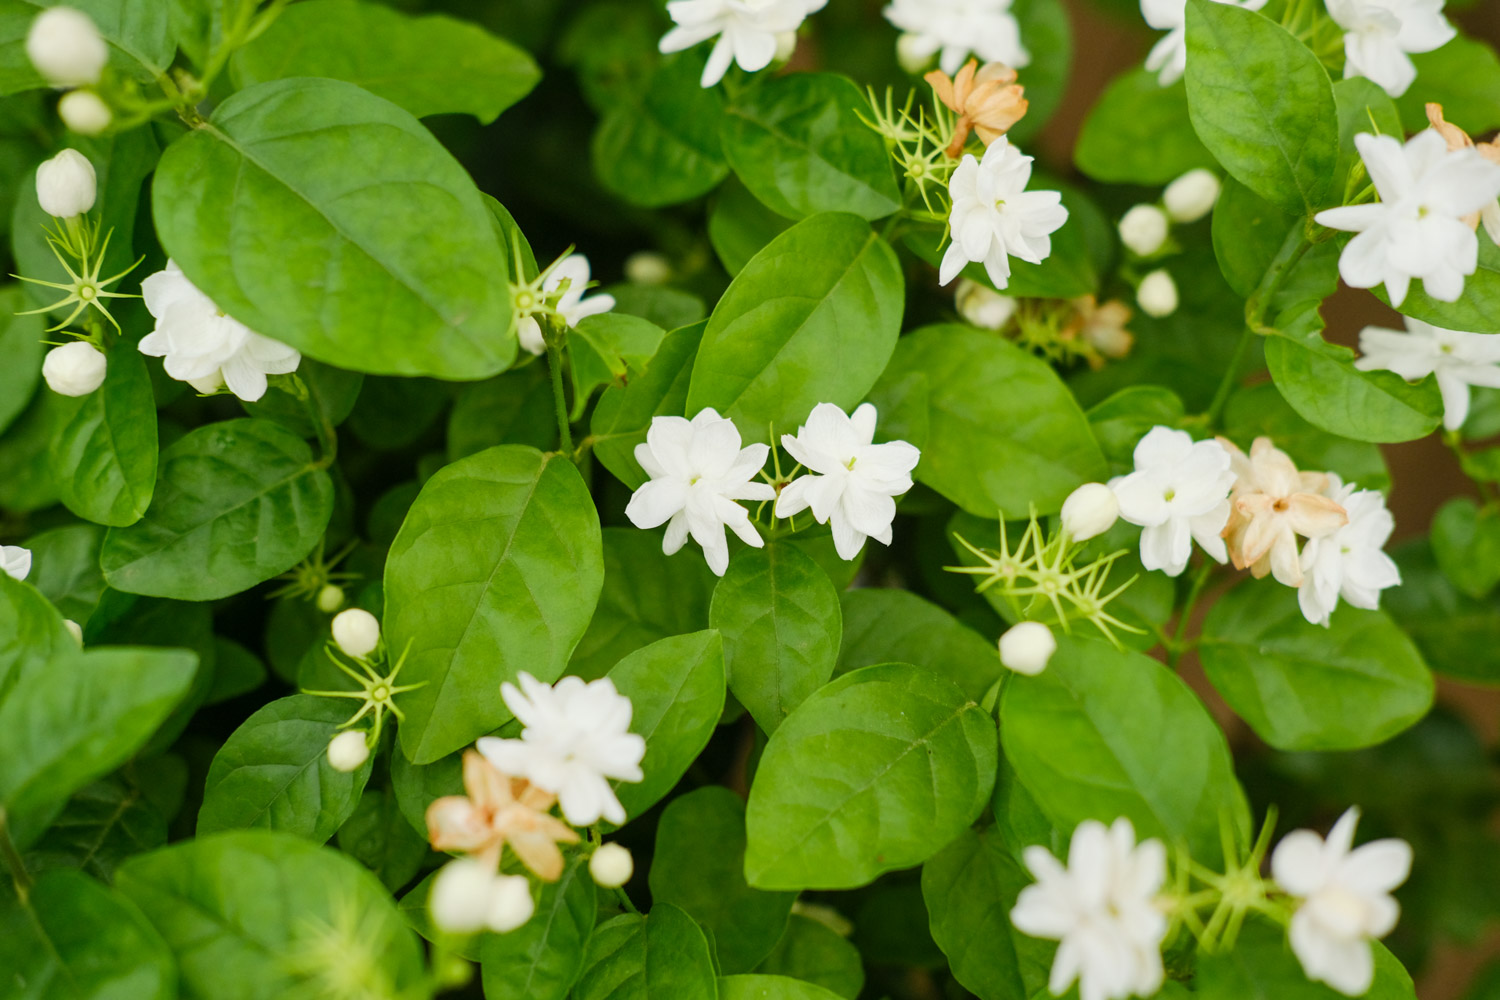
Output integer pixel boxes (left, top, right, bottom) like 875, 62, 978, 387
1425, 103, 1500, 233
926, 59, 1028, 158
1064, 296, 1134, 368
1218, 437, 1347, 587
426, 749, 579, 881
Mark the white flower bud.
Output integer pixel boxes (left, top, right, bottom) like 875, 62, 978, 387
316, 583, 345, 613
0, 545, 30, 581
590, 843, 635, 888
431, 859, 496, 934
63, 619, 83, 644
955, 278, 1017, 330
326, 730, 370, 772
774, 30, 798, 63
332, 608, 380, 659
896, 33, 932, 75
1137, 269, 1179, 318
1163, 168, 1221, 223
486, 873, 536, 933
624, 251, 672, 286
26, 7, 107, 87
58, 89, 111, 136
35, 148, 96, 218
42, 341, 107, 396
1061, 483, 1120, 542
1117, 204, 1168, 257
998, 621, 1056, 676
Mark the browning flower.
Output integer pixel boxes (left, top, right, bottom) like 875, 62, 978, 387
426, 749, 580, 882
1218, 437, 1347, 587
926, 59, 1028, 158
1065, 296, 1134, 367
1426, 102, 1500, 237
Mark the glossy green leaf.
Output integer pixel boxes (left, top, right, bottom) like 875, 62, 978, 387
1334, 77, 1403, 194
232, 0, 539, 123
1385, 540, 1500, 685
710, 543, 841, 734
0, 0, 172, 93
755, 915, 865, 1000
0, 572, 73, 699
1086, 385, 1187, 475
569, 312, 666, 420
1196, 919, 1415, 1000
1222, 381, 1390, 492
687, 212, 902, 443
390, 746, 463, 837
206, 637, 268, 704
335, 788, 428, 892
447, 366, 557, 462
1431, 497, 1500, 599
384, 445, 603, 763
48, 346, 157, 527
240, 359, 363, 441
1200, 581, 1434, 750
153, 78, 514, 378
20, 522, 106, 626
481, 855, 597, 1000
836, 588, 1001, 701
719, 975, 847, 1000
592, 321, 704, 490
573, 903, 718, 1000
709, 179, 793, 276
0, 392, 60, 513
1074, 71, 1215, 184
0, 286, 42, 436
744, 663, 998, 890
100, 419, 334, 601
23, 774, 168, 880
1210, 178, 1338, 304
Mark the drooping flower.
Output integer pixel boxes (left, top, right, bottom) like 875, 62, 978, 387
1314, 131, 1500, 307
884, 0, 1030, 76
939, 136, 1069, 290
477, 673, 646, 828
0, 545, 32, 581
1325, 0, 1454, 98
1141, 0, 1267, 86
139, 260, 300, 402
1354, 316, 1500, 431
659, 0, 819, 89
1298, 476, 1401, 626
1110, 426, 1235, 577
515, 253, 615, 356
426, 748, 580, 881
774, 402, 921, 560
1011, 817, 1169, 1000
1219, 437, 1348, 588
1271, 808, 1412, 996
925, 59, 1028, 157
625, 408, 776, 575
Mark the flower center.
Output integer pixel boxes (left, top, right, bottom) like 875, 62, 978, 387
1273, 498, 1290, 513
77, 283, 96, 301
1162, 488, 1176, 502
371, 684, 390, 702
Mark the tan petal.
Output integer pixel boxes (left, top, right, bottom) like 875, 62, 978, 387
974, 61, 1018, 86
426, 796, 492, 853
1236, 505, 1288, 568
1285, 493, 1348, 539
1478, 141, 1500, 165
1267, 533, 1303, 587
510, 831, 566, 882
925, 69, 959, 113
953, 59, 979, 104
463, 749, 512, 812
1426, 103, 1473, 151
1248, 437, 1302, 496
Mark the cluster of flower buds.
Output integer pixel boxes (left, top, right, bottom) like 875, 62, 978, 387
26, 7, 112, 134
1115, 169, 1221, 319
957, 284, 1135, 370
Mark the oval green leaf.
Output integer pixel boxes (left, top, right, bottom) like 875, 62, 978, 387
1074, 71, 1214, 184
836, 588, 1002, 702
49, 346, 157, 527
481, 854, 597, 1000
573, 903, 718, 1000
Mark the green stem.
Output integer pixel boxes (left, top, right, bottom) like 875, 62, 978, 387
1167, 559, 1214, 670
545, 334, 575, 458
0, 807, 32, 903
612, 885, 641, 915
1204, 327, 1254, 430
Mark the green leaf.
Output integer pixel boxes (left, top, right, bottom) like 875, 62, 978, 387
384, 445, 603, 763
592, 321, 704, 490
687, 212, 903, 443
755, 915, 865, 1000
1196, 919, 1415, 1000
1393, 35, 1500, 135
592, 51, 729, 209
198, 694, 373, 844
1074, 72, 1215, 184
241, 359, 363, 441
1210, 179, 1338, 304
481, 855, 597, 1000
0, 0, 173, 93
231, 0, 540, 123
836, 588, 1001, 702
869, 325, 1107, 516
1000, 634, 1249, 867
116, 830, 427, 1000
606, 283, 708, 332
709, 179, 793, 276
1334, 77, 1403, 195
448, 366, 557, 462
1385, 540, 1500, 685
1431, 497, 1500, 599
0, 286, 42, 436
153, 78, 514, 378
335, 788, 428, 892
20, 523, 106, 626
1199, 581, 1434, 750
0, 868, 175, 1000
48, 346, 157, 527
1222, 381, 1390, 493
569, 312, 667, 420
651, 787, 796, 973
1086, 385, 1187, 475
1377, 235, 1500, 334
921, 826, 1052, 1000
1183, 0, 1338, 215
710, 543, 842, 734
606, 631, 725, 823
100, 419, 334, 601
0, 646, 197, 849
719, 975, 848, 1000
744, 663, 998, 890
0, 391, 59, 512
206, 637, 268, 704
721, 72, 900, 222
573, 903, 718, 1000
0, 572, 73, 699
389, 745, 462, 837
23, 774, 167, 880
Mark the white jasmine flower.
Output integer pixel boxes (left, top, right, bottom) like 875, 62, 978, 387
35, 148, 95, 219
1110, 426, 1235, 577
326, 731, 370, 773
659, 0, 817, 89
1355, 316, 1500, 431
1136, 268, 1178, 318
139, 260, 300, 402
515, 253, 615, 357
1326, 0, 1454, 98
883, 0, 1030, 77
477, 673, 646, 827
1011, 817, 1169, 1000
26, 7, 107, 88
1272, 808, 1412, 996
774, 402, 921, 560
625, 408, 776, 575
955, 277, 1017, 329
1141, 0, 1267, 86
1163, 168, 1220, 222
0, 545, 32, 581
331, 608, 381, 659
1061, 482, 1120, 542
590, 843, 635, 888
1315, 131, 1500, 308
998, 621, 1056, 675
939, 136, 1069, 290
1298, 476, 1401, 626
42, 341, 106, 396
1118, 204, 1168, 257
57, 89, 111, 136
430, 859, 536, 935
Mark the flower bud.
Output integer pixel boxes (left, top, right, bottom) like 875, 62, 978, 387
58, 89, 111, 136
896, 33, 931, 75
486, 874, 536, 933
327, 730, 370, 772
1, 545, 32, 582
332, 607, 380, 658
955, 278, 1016, 330
64, 619, 83, 644
35, 148, 96, 218
774, 30, 797, 63
316, 583, 345, 613
42, 341, 106, 396
1137, 269, 1179, 318
590, 843, 634, 888
430, 858, 495, 934
624, 251, 672, 286
998, 621, 1056, 676
1117, 204, 1168, 257
26, 7, 107, 87
1163, 168, 1221, 223
1060, 483, 1119, 542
